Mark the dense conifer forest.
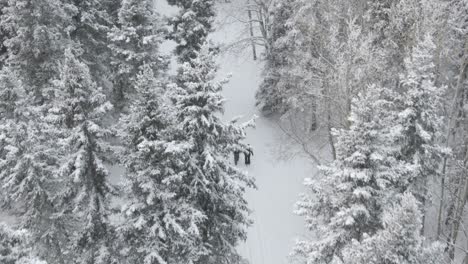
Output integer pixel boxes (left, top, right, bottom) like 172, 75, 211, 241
0, 0, 467, 263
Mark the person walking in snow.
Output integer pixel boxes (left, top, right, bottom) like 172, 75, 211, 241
234, 150, 240, 165
244, 144, 253, 165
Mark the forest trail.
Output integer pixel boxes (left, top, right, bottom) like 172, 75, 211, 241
211, 2, 315, 264
154, 0, 316, 262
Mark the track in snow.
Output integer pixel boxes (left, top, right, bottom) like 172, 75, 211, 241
211, 2, 316, 264
154, 0, 316, 262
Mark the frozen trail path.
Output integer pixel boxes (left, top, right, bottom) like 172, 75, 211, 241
210, 3, 315, 264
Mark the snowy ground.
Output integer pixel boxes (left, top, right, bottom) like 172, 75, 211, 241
219, 56, 313, 264
210, 2, 316, 264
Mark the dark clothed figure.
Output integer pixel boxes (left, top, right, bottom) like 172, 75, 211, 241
234, 150, 240, 165
244, 146, 253, 165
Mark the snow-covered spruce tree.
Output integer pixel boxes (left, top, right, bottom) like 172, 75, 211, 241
0, 119, 65, 263
48, 48, 116, 264
169, 48, 254, 264
255, 0, 295, 116
0, 67, 69, 264
364, 0, 440, 87
343, 193, 444, 264
66, 0, 118, 88
0, 0, 70, 104
118, 65, 205, 264
167, 0, 215, 62
0, 0, 10, 68
108, 0, 166, 108
394, 35, 446, 207
0, 67, 23, 120
0, 67, 25, 204
293, 86, 419, 263
0, 223, 47, 264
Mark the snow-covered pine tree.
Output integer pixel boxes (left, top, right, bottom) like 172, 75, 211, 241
169, 47, 254, 263
0, 67, 23, 120
167, 0, 215, 62
0, 66, 68, 264
343, 193, 444, 264
0, 1, 75, 261
0, 223, 47, 264
0, 119, 65, 263
294, 86, 418, 263
48, 48, 116, 264
118, 65, 205, 264
394, 35, 446, 209
255, 0, 295, 116
108, 0, 166, 108
0, 0, 9, 68
66, 0, 117, 89
0, 67, 25, 204
0, 0, 70, 104
365, 0, 431, 87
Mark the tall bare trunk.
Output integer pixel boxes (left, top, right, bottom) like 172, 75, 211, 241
439, 51, 468, 240
446, 71, 468, 259
324, 81, 336, 160
437, 156, 448, 239
255, 3, 270, 58
327, 111, 336, 160
310, 95, 317, 132
247, 0, 257, 61
465, 235, 468, 264
448, 164, 468, 260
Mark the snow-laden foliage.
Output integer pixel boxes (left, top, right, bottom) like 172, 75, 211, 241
255, 0, 295, 116
167, 0, 215, 62
393, 35, 447, 201
0, 68, 24, 120
1, 0, 462, 262
108, 0, 166, 107
168, 47, 254, 264
0, 0, 10, 67
0, 223, 47, 264
64, 0, 117, 85
0, 0, 71, 103
119, 65, 205, 264
255, 0, 384, 134
294, 84, 443, 263
0, 66, 67, 263
48, 48, 116, 264
294, 86, 400, 263
343, 193, 444, 264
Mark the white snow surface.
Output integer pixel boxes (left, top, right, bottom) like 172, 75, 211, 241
208, 2, 315, 264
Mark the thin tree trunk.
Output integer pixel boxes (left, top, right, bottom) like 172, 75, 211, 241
310, 95, 317, 132
437, 157, 447, 239
420, 175, 429, 236
465, 234, 468, 264
439, 53, 468, 240
448, 90, 468, 259
448, 167, 468, 260
451, 103, 468, 259
328, 112, 336, 160
324, 82, 336, 160
256, 5, 270, 58
247, 1, 257, 61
